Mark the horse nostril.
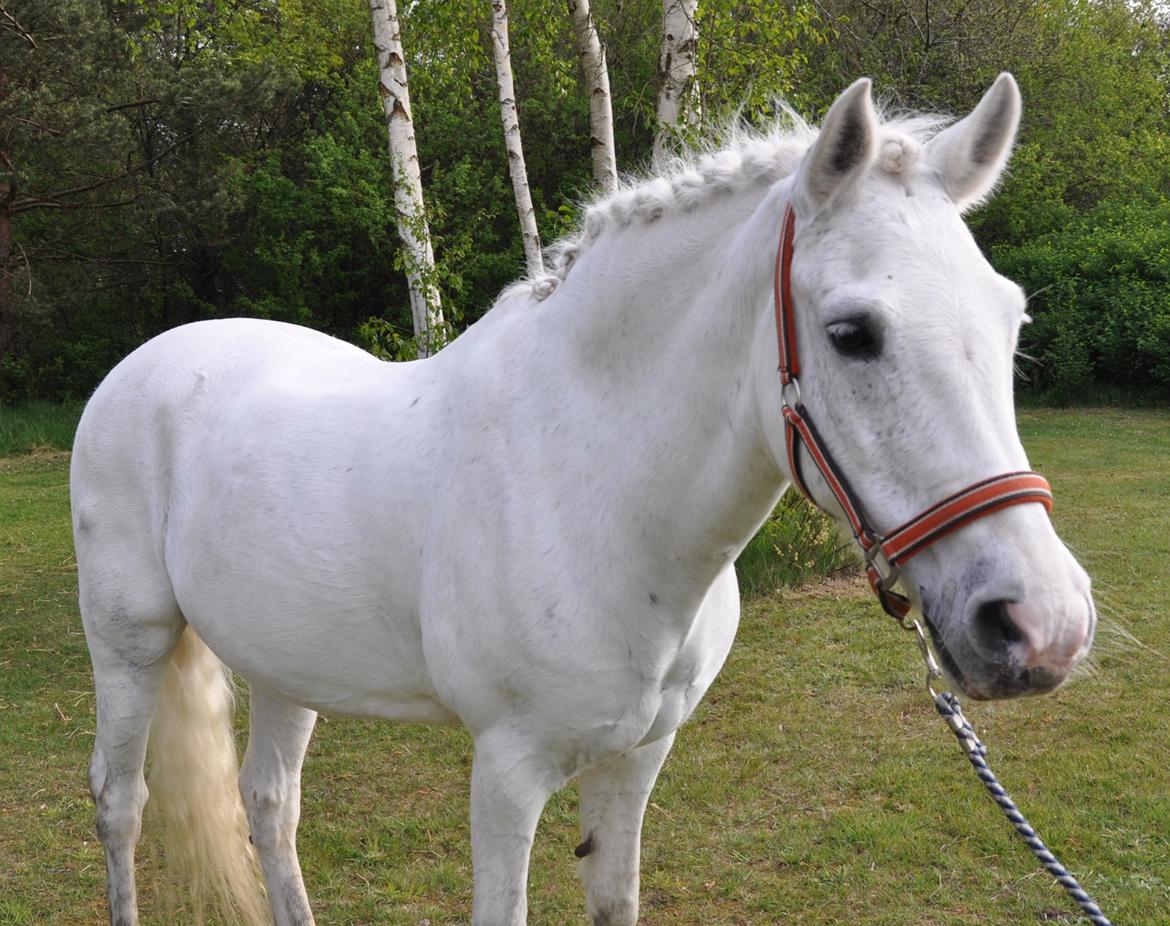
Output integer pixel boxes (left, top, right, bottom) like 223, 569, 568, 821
974, 599, 1024, 656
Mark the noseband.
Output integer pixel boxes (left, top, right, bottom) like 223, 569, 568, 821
773, 202, 1054, 620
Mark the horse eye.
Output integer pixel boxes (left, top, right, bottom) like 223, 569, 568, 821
827, 319, 881, 360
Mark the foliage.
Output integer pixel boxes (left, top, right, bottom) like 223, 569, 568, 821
692, 1, 830, 124
1, 0, 1169, 401
736, 492, 856, 596
994, 198, 1170, 403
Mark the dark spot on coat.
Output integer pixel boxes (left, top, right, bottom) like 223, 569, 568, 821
575, 832, 595, 858
648, 592, 659, 605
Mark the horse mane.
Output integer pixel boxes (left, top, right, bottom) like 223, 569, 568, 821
502, 106, 951, 305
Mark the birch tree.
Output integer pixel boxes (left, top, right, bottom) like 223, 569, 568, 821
369, 0, 445, 356
654, 0, 699, 163
566, 0, 617, 192
489, 0, 543, 277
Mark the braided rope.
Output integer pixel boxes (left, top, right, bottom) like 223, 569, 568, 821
933, 690, 1112, 926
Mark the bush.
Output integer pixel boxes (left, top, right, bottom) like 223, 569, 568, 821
736, 492, 856, 597
992, 198, 1170, 403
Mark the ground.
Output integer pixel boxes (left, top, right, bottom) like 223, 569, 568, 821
1, 409, 1167, 924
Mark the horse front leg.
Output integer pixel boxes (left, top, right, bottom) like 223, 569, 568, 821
575, 733, 675, 926
469, 727, 562, 926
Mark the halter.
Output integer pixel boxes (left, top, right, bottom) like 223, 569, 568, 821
773, 201, 1054, 621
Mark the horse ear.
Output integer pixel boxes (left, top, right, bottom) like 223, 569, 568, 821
794, 78, 877, 212
925, 73, 1021, 212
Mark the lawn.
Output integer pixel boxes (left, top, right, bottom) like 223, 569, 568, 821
1, 408, 1167, 925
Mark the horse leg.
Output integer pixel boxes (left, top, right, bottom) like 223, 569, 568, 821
239, 685, 318, 926
575, 733, 676, 926
469, 728, 563, 926
85, 616, 183, 926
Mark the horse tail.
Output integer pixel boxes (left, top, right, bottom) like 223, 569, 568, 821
145, 627, 269, 926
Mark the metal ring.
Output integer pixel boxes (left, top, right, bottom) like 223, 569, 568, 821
781, 377, 802, 409
908, 619, 943, 685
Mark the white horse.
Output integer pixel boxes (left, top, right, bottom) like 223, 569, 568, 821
72, 74, 1095, 926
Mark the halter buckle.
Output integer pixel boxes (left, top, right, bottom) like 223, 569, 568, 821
862, 538, 899, 592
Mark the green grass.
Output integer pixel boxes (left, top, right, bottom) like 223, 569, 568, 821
2, 408, 1168, 924
0, 402, 83, 456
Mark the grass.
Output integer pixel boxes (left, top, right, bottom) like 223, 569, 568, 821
0, 402, 83, 456
1, 408, 1168, 924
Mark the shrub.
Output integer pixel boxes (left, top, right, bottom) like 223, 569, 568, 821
992, 198, 1170, 403
736, 492, 856, 597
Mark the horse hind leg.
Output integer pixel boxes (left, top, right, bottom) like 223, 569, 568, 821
81, 572, 185, 926
239, 685, 318, 926
81, 557, 268, 925
575, 733, 676, 926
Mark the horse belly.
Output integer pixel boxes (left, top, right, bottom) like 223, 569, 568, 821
189, 589, 457, 723
168, 454, 460, 721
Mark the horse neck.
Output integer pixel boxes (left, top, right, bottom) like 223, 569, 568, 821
531, 182, 791, 591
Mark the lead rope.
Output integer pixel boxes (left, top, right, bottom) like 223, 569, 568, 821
905, 619, 1113, 926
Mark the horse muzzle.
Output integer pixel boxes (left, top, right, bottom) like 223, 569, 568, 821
924, 588, 1096, 700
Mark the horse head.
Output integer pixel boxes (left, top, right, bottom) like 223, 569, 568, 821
765, 75, 1094, 699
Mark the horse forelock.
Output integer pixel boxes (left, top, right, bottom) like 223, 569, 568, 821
511, 107, 952, 305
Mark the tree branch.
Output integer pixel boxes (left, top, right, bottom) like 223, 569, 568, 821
12, 196, 140, 213
105, 99, 161, 114
0, 2, 36, 48
11, 136, 188, 215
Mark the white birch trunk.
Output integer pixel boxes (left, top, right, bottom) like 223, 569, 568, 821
370, 0, 445, 356
566, 0, 618, 193
654, 0, 699, 163
490, 0, 544, 277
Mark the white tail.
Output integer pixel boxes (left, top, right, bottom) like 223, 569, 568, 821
145, 628, 270, 926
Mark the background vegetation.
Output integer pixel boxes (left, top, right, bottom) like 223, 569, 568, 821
3, 409, 1168, 924
2, 0, 1169, 404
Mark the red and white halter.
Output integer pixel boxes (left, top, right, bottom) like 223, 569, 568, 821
773, 201, 1054, 621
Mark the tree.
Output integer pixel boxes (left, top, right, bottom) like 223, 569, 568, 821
370, 0, 445, 356
692, 0, 827, 122
0, 0, 142, 358
567, 0, 617, 191
654, 0, 699, 163
3, 0, 1169, 403
489, 0, 543, 276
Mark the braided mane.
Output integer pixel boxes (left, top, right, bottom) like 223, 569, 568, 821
508, 109, 950, 304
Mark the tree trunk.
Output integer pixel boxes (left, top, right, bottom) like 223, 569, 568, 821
489, 0, 543, 277
566, 0, 617, 193
654, 0, 699, 164
369, 0, 445, 356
